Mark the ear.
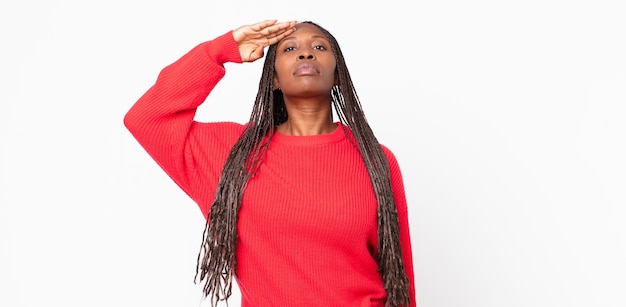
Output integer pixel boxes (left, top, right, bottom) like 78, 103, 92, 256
273, 74, 279, 89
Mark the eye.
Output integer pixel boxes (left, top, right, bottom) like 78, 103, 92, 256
313, 45, 327, 51
284, 46, 296, 52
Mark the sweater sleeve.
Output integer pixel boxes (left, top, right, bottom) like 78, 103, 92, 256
383, 146, 417, 307
123, 31, 243, 206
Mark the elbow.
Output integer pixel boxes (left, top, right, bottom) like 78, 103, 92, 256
123, 107, 141, 135
123, 110, 133, 131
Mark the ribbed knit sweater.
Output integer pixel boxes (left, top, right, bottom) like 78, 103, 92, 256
124, 31, 416, 307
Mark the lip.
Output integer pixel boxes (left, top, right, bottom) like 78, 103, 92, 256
293, 62, 319, 76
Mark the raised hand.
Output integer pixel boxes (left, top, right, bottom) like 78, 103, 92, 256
232, 19, 297, 62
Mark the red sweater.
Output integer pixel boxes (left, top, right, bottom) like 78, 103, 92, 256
124, 31, 416, 307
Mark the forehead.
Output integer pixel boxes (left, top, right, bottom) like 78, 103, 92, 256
281, 23, 327, 42
295, 23, 324, 34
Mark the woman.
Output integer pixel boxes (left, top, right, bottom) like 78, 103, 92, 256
124, 19, 416, 307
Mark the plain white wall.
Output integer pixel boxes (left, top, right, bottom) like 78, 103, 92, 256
1, 1, 625, 306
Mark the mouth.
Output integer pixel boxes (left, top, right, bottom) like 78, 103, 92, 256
293, 62, 319, 76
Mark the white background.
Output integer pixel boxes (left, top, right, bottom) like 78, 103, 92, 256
1, 1, 625, 306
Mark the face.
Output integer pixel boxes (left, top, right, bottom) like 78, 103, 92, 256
273, 23, 337, 98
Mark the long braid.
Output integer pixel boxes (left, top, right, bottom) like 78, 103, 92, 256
332, 86, 410, 307
194, 45, 281, 306
323, 22, 410, 306
195, 21, 410, 307
318, 22, 410, 307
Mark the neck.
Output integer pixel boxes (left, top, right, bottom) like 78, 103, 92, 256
278, 97, 336, 136
277, 118, 336, 136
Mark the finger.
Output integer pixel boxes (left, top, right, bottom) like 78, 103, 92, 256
265, 27, 296, 45
265, 21, 297, 34
249, 19, 278, 32
251, 20, 295, 37
260, 21, 296, 41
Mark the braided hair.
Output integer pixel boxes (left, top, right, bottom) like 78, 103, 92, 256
194, 21, 410, 307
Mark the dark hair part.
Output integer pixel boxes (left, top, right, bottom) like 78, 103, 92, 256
195, 21, 410, 307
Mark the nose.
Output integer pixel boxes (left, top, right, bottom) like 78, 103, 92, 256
298, 53, 314, 60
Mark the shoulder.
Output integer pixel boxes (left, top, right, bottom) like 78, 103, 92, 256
339, 123, 401, 170
379, 144, 400, 167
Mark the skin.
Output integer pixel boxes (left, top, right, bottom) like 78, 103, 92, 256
232, 20, 337, 136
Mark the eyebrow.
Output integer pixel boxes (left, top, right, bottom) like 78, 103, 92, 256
281, 35, 328, 42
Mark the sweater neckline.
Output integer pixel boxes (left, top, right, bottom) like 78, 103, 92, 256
271, 122, 346, 146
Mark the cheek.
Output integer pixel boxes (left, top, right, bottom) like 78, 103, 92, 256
274, 66, 292, 86
273, 61, 286, 80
